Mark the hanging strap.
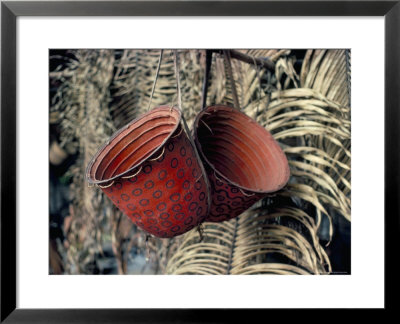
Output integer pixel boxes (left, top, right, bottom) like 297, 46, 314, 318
223, 50, 240, 110
147, 49, 164, 111
201, 50, 213, 110
201, 49, 240, 111
173, 50, 212, 219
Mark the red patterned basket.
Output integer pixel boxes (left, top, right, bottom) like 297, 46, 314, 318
193, 105, 290, 222
86, 106, 210, 238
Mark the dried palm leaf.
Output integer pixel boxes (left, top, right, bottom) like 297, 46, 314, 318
243, 88, 351, 227
166, 208, 330, 275
300, 49, 350, 108
51, 50, 117, 273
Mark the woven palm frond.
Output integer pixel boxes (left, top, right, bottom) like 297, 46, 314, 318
110, 49, 174, 128
51, 50, 117, 273
206, 49, 288, 111
300, 49, 351, 108
110, 49, 204, 129
242, 88, 350, 227
166, 208, 330, 275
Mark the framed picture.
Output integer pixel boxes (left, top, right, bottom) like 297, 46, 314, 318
1, 0, 397, 322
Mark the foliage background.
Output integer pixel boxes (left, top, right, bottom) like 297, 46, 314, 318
49, 49, 350, 275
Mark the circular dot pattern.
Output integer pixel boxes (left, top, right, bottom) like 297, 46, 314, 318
204, 171, 263, 223
101, 127, 208, 238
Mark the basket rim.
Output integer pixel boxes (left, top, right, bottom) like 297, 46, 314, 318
193, 105, 290, 194
86, 105, 182, 185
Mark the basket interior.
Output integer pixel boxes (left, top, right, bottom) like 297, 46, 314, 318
195, 106, 289, 192
88, 106, 180, 182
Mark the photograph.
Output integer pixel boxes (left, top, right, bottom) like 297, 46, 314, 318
49, 48, 351, 275
2, 0, 396, 320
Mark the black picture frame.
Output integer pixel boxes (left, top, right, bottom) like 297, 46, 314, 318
1, 0, 398, 322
